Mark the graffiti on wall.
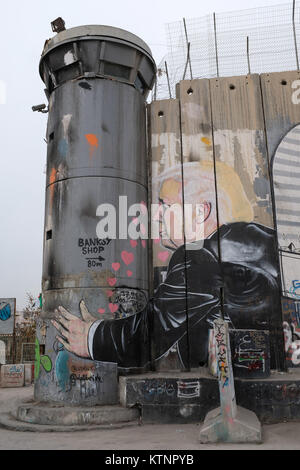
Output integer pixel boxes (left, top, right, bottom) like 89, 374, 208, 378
273, 124, 300, 366
214, 320, 230, 390
46, 83, 283, 374
0, 364, 24, 387
0, 298, 15, 335
230, 330, 270, 378
52, 157, 282, 371
282, 299, 300, 366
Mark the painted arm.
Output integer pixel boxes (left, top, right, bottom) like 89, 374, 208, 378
52, 247, 222, 368
91, 247, 222, 368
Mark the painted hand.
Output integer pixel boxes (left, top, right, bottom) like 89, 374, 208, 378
51, 301, 96, 359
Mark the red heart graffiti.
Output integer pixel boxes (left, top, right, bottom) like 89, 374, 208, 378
109, 303, 119, 314
130, 240, 138, 248
98, 308, 105, 315
106, 290, 113, 297
107, 277, 117, 287
112, 263, 121, 272
158, 251, 170, 263
127, 270, 133, 277
121, 251, 134, 266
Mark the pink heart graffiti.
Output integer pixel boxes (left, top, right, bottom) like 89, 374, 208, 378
158, 251, 170, 263
109, 303, 119, 314
130, 240, 138, 248
121, 251, 134, 266
107, 278, 117, 287
112, 263, 121, 272
127, 270, 133, 277
98, 308, 105, 315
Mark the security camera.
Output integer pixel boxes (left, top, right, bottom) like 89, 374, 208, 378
32, 104, 48, 113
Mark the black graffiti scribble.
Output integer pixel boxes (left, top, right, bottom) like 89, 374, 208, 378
86, 256, 105, 262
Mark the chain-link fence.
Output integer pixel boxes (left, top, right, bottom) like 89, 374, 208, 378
0, 334, 36, 365
153, 1, 300, 100
21, 343, 35, 363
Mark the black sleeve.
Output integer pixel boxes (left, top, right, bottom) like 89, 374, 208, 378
91, 246, 222, 368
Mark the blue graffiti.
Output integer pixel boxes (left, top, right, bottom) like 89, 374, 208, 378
0, 303, 11, 321
55, 349, 70, 392
58, 139, 68, 158
290, 280, 300, 299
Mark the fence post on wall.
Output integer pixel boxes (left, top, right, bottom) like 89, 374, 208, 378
213, 13, 220, 78
12, 300, 16, 364
293, 0, 300, 71
182, 42, 191, 81
183, 18, 193, 80
165, 61, 172, 99
247, 36, 251, 75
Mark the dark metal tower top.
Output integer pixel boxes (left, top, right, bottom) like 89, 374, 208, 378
40, 24, 156, 97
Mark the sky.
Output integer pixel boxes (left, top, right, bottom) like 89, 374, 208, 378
0, 0, 286, 310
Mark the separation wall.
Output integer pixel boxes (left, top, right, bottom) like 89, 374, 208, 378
148, 71, 300, 370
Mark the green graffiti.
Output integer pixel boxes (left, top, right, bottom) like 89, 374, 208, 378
34, 338, 40, 380
35, 338, 52, 379
40, 355, 52, 372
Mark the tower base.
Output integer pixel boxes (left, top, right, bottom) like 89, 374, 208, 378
199, 406, 262, 444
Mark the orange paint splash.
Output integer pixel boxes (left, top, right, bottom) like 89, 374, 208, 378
85, 134, 99, 160
49, 168, 57, 211
201, 137, 212, 146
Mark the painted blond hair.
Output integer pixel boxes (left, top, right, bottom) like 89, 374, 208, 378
154, 161, 253, 225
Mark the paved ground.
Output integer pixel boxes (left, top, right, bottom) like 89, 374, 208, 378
0, 386, 300, 450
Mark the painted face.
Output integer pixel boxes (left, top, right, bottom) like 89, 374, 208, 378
154, 178, 211, 250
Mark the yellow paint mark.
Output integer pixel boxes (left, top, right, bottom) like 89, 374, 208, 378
201, 137, 212, 146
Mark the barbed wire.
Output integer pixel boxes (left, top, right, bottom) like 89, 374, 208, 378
152, 1, 300, 100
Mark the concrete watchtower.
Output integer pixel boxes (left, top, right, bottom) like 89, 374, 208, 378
35, 24, 156, 405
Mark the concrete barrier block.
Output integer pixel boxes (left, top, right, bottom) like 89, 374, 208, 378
0, 364, 25, 388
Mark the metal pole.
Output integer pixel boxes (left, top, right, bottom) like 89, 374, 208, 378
213, 13, 220, 78
165, 61, 172, 99
182, 42, 191, 80
154, 74, 157, 101
293, 0, 299, 71
247, 36, 251, 75
183, 18, 193, 80
12, 299, 16, 364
